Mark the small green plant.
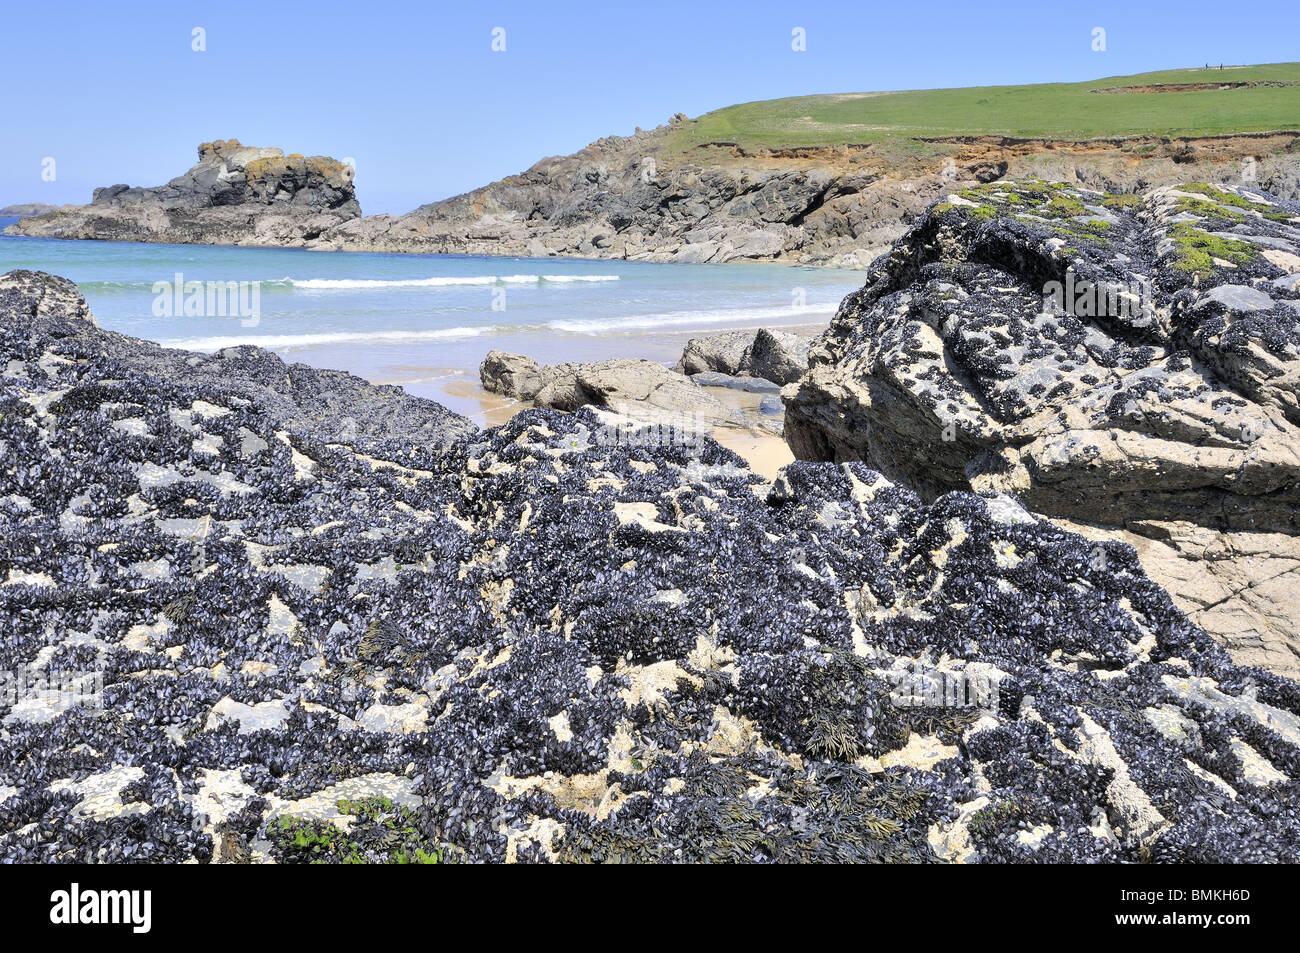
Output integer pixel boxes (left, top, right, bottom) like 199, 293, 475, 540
932, 201, 997, 223
1173, 196, 1243, 218
1017, 215, 1112, 247
1041, 194, 1087, 218
271, 797, 452, 864
1179, 182, 1260, 209
1100, 192, 1142, 210
1168, 222, 1258, 277
1177, 183, 1296, 221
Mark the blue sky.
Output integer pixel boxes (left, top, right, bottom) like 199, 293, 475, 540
3, 0, 1296, 214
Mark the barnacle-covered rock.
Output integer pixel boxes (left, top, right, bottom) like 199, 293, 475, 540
784, 182, 1300, 675
2, 270, 1299, 864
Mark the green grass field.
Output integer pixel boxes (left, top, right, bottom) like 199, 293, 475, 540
663, 63, 1300, 154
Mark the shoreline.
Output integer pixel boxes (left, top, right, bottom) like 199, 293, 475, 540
0, 224, 841, 480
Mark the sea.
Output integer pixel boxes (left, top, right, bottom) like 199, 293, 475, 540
0, 223, 864, 424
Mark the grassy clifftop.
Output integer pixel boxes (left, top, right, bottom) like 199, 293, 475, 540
663, 62, 1300, 154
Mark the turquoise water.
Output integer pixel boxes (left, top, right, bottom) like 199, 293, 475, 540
0, 228, 864, 420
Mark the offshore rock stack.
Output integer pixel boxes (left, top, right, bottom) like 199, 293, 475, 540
5, 140, 360, 247
2, 268, 1299, 863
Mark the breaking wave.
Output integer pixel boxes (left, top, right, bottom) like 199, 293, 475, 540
547, 304, 834, 334
160, 326, 491, 352
289, 274, 621, 289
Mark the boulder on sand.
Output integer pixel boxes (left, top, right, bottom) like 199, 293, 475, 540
676, 327, 819, 385
675, 330, 756, 376
480, 350, 545, 400
481, 352, 742, 429
742, 328, 814, 385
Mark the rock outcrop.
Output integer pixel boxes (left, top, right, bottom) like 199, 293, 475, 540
676, 327, 819, 384
3, 269, 1300, 863
481, 351, 743, 430
784, 181, 1300, 675
688, 371, 782, 394
322, 130, 1300, 266
744, 328, 816, 385
5, 140, 360, 246
676, 330, 759, 377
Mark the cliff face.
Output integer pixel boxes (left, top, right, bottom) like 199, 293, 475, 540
321, 126, 934, 268
783, 180, 1300, 674
324, 128, 1300, 266
6, 139, 360, 246
9, 129, 1299, 265
4, 268, 1300, 863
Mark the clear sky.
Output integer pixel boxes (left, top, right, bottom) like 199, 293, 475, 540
3, 0, 1296, 214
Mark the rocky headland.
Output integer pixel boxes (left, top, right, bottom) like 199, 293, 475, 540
3, 261, 1300, 863
6, 140, 359, 247
321, 129, 1300, 267
8, 126, 1300, 266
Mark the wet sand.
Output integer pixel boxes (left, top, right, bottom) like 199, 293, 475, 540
424, 372, 524, 427
711, 426, 795, 480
